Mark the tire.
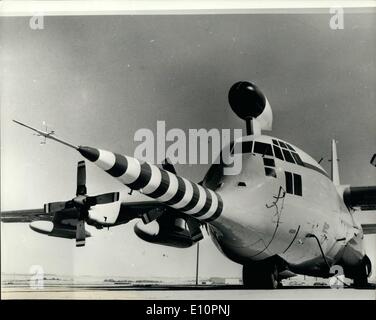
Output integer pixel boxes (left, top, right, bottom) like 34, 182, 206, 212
243, 263, 279, 289
353, 257, 370, 289
353, 277, 369, 289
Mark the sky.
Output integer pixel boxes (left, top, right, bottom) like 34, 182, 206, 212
1, 12, 375, 280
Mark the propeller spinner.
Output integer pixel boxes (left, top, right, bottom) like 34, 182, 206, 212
44, 161, 119, 247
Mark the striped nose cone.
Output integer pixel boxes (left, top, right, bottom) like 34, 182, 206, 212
78, 146, 223, 222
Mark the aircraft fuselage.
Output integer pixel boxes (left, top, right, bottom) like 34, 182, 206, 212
207, 134, 365, 277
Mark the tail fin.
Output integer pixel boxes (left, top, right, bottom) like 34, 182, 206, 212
331, 139, 340, 186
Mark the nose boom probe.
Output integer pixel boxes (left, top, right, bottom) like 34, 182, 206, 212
13, 120, 78, 150
13, 119, 224, 223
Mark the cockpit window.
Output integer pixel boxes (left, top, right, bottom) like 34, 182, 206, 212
263, 158, 275, 167
254, 142, 273, 156
291, 152, 304, 166
232, 141, 253, 154
242, 141, 253, 153
286, 143, 296, 151
273, 145, 284, 160
265, 167, 277, 178
273, 139, 303, 166
282, 149, 295, 163
278, 141, 287, 149
230, 138, 304, 168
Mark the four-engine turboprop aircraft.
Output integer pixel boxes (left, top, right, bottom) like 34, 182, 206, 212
2, 81, 376, 289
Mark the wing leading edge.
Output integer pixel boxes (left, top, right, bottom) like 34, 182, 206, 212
1, 201, 166, 226
1, 209, 51, 223
361, 224, 376, 235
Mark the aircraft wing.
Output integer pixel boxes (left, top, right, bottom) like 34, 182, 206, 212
1, 201, 204, 248
354, 210, 376, 235
114, 201, 169, 226
1, 208, 52, 223
344, 186, 376, 211
361, 224, 376, 235
1, 201, 167, 226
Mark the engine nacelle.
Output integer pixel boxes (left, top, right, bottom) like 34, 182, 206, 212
343, 186, 376, 211
228, 81, 273, 130
29, 221, 91, 239
134, 216, 203, 248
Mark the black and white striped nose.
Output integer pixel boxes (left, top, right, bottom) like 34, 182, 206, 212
78, 146, 223, 222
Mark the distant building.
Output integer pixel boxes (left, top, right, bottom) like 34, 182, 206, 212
207, 277, 241, 285
225, 278, 241, 285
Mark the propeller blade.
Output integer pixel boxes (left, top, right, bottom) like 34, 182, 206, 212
76, 161, 87, 196
204, 223, 209, 236
44, 201, 67, 214
87, 192, 120, 206
76, 220, 86, 247
162, 157, 177, 174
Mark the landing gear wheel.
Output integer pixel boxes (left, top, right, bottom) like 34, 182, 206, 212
243, 263, 279, 289
353, 277, 368, 289
353, 257, 371, 289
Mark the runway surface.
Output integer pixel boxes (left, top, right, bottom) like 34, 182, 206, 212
2, 284, 375, 300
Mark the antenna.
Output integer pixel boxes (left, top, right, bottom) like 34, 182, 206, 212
195, 242, 200, 286
330, 140, 340, 186
371, 154, 376, 167
33, 121, 55, 145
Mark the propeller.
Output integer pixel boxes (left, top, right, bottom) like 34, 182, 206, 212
44, 161, 120, 247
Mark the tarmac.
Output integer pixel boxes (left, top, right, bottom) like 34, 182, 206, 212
2, 284, 375, 300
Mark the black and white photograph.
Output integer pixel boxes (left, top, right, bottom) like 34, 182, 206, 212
1, 1, 375, 304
